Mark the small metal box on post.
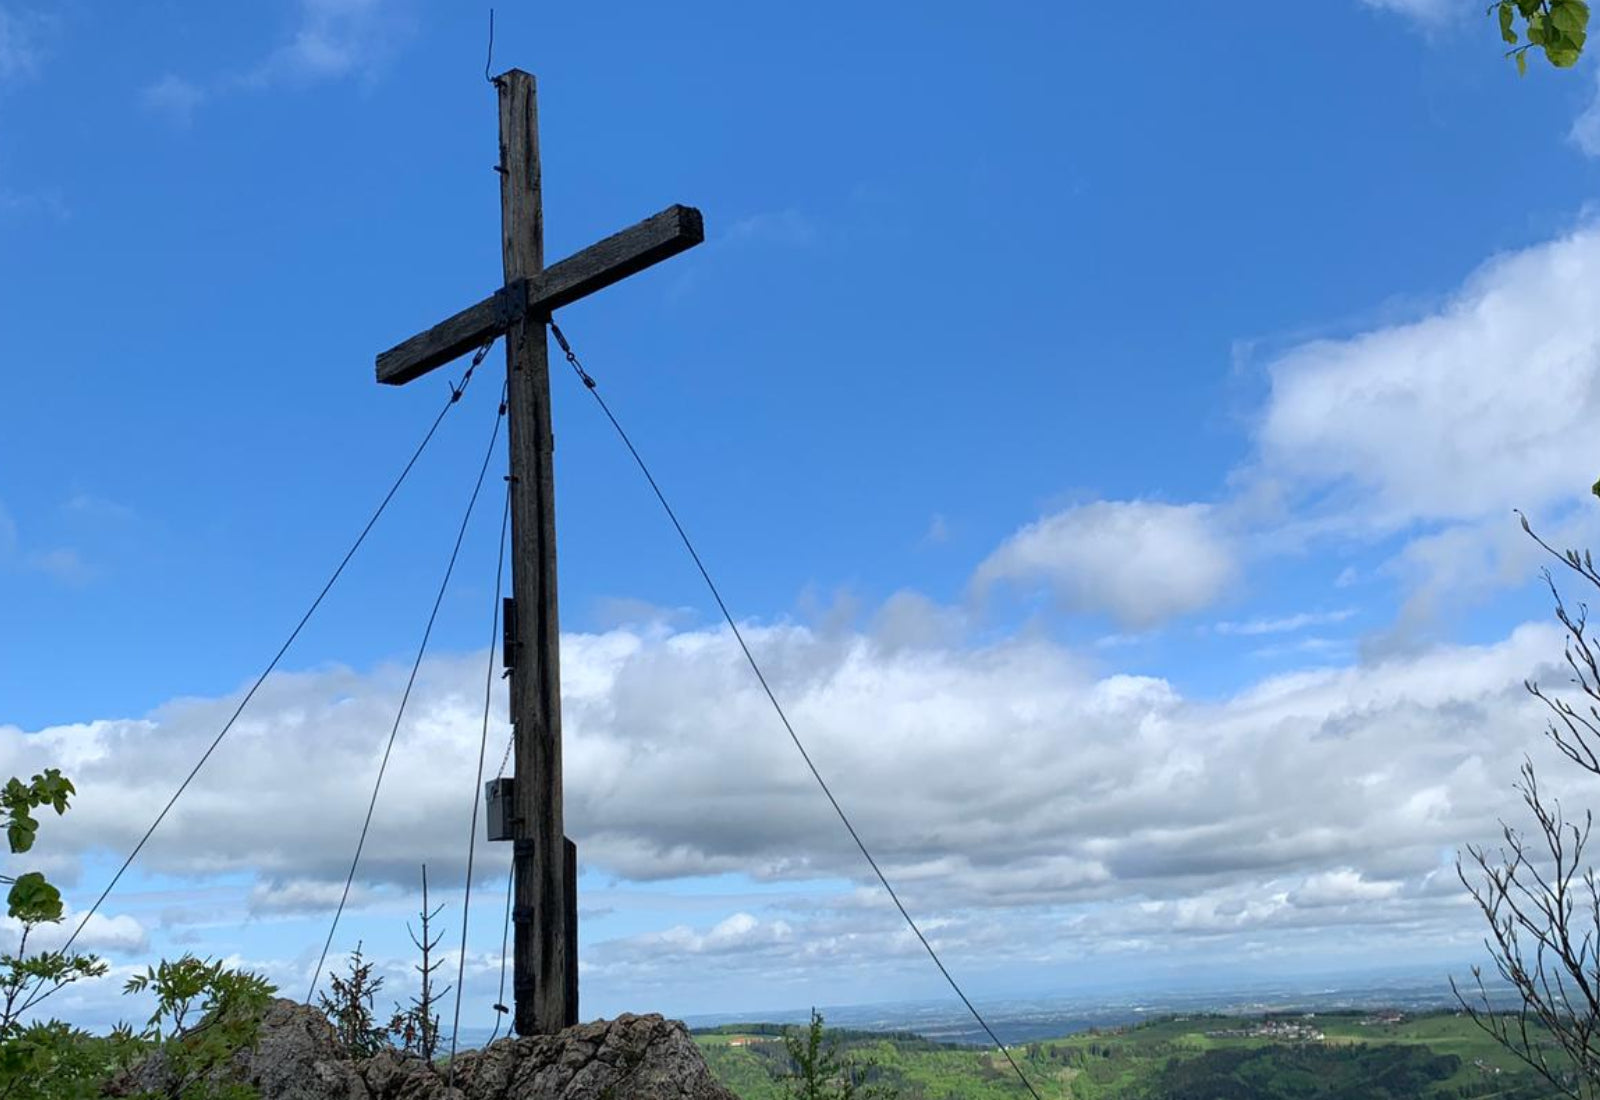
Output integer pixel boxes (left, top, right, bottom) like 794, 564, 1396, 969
486, 778, 516, 843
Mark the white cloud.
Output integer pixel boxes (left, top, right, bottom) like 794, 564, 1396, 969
141, 74, 205, 127
144, 0, 412, 113
1572, 69, 1600, 158
1288, 868, 1402, 908
6, 616, 1572, 929
1358, 0, 1458, 25
61, 493, 136, 523
0, 186, 66, 222
0, 500, 90, 583
249, 0, 413, 88
25, 546, 90, 584
0, 5, 42, 83
974, 501, 1237, 628
1255, 224, 1600, 535
2, 907, 150, 955
1214, 609, 1356, 637
868, 590, 964, 651
8, 606, 1595, 1021
635, 912, 795, 956
725, 209, 818, 248
1241, 220, 1600, 624
248, 878, 375, 917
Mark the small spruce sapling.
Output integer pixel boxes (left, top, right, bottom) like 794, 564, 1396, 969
781, 1010, 893, 1100
317, 941, 389, 1058
387, 864, 451, 1063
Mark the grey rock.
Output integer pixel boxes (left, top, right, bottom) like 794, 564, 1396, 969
108, 999, 737, 1100
434, 1013, 740, 1100
237, 999, 373, 1100
105, 998, 370, 1100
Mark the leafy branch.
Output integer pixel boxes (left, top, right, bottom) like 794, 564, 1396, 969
1493, 0, 1590, 74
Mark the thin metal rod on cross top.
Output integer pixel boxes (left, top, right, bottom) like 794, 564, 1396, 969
373, 68, 703, 1036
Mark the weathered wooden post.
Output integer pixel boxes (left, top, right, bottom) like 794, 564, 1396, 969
374, 69, 703, 1035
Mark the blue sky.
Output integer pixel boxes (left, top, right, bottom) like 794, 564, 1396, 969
6, 0, 1600, 1037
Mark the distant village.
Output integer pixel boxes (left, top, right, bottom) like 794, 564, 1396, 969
1203, 1010, 1407, 1043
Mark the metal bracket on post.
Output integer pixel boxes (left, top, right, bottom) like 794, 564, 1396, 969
494, 277, 529, 330
564, 836, 578, 1026
502, 597, 518, 672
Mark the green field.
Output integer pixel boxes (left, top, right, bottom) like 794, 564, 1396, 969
694, 1010, 1565, 1099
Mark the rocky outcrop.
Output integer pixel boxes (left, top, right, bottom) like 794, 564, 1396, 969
107, 998, 739, 1100
104, 999, 373, 1100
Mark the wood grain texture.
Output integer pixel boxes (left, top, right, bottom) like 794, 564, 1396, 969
374, 205, 703, 386
374, 286, 518, 387
497, 68, 571, 1038
526, 204, 703, 316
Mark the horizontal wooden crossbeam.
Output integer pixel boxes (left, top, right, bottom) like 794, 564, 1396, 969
376, 204, 704, 386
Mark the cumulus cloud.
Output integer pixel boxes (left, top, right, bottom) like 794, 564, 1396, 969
1254, 224, 1600, 534
1238, 221, 1600, 620
974, 501, 1237, 628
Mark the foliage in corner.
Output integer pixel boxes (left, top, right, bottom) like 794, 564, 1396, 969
1493, 0, 1590, 74
0, 768, 114, 1099
781, 1010, 894, 1100
0, 770, 280, 1100
120, 954, 277, 1100
2, 769, 76, 925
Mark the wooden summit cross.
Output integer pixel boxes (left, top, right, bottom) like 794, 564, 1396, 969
374, 70, 703, 1036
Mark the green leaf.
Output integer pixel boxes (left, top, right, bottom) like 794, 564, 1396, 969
1552, 0, 1590, 37
35, 771, 73, 815
7, 872, 63, 923
1518, 48, 1530, 74
6, 811, 37, 855
1501, 1, 1519, 43
1546, 42, 1584, 63
1591, 475, 1600, 499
